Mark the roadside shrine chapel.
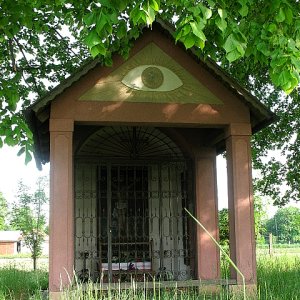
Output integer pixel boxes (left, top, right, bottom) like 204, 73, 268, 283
26, 21, 274, 294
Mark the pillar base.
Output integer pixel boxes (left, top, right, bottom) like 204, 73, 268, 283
49, 291, 62, 300
228, 284, 257, 298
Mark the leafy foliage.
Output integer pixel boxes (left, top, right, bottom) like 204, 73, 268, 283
218, 208, 229, 245
0, 192, 8, 230
0, 1, 300, 204
225, 62, 300, 205
218, 196, 267, 244
10, 177, 48, 270
266, 207, 300, 243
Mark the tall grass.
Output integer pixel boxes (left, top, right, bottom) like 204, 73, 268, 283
62, 255, 300, 300
0, 267, 47, 300
0, 255, 300, 299
257, 255, 300, 300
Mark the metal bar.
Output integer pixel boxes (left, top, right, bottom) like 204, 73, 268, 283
107, 163, 112, 282
74, 159, 195, 282
158, 163, 163, 270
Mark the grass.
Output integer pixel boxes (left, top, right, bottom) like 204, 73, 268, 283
0, 253, 300, 299
0, 267, 48, 300
257, 255, 300, 299
63, 254, 300, 300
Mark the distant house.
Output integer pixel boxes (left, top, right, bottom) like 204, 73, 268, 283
0, 231, 22, 255
0, 231, 49, 256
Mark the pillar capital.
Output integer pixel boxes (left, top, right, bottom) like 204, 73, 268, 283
225, 123, 252, 138
194, 147, 217, 159
49, 118, 74, 132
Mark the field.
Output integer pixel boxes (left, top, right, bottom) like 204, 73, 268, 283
0, 251, 300, 299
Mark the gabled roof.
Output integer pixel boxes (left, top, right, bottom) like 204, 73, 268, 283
0, 231, 22, 242
25, 19, 276, 168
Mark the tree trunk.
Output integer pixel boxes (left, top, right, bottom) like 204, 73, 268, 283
33, 256, 37, 271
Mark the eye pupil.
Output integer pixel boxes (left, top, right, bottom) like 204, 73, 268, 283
141, 67, 164, 89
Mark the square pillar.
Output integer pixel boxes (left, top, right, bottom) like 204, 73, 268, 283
226, 124, 256, 284
195, 148, 220, 280
49, 119, 74, 293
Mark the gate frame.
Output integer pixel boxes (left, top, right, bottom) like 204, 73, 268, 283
74, 154, 196, 283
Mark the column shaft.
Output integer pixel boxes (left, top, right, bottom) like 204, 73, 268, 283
49, 119, 74, 292
195, 148, 220, 280
226, 131, 256, 284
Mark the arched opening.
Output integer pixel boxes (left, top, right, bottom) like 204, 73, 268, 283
74, 126, 195, 282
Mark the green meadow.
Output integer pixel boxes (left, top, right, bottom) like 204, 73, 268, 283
0, 253, 300, 299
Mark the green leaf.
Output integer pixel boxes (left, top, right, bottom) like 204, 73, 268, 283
267, 23, 277, 33
17, 147, 25, 156
90, 44, 106, 57
25, 148, 32, 165
104, 56, 113, 66
96, 13, 108, 34
0, 138, 3, 148
207, 0, 215, 7
200, 5, 212, 20
218, 8, 227, 19
226, 49, 241, 62
284, 7, 293, 24
150, 0, 160, 12
85, 30, 102, 48
270, 56, 287, 69
116, 21, 127, 39
190, 22, 206, 41
83, 12, 96, 26
195, 38, 205, 50
99, 0, 113, 8
257, 42, 270, 56
112, 0, 128, 11
109, 12, 118, 24
183, 24, 192, 36
291, 56, 300, 70
275, 7, 285, 23
187, 6, 200, 16
4, 135, 16, 146
130, 7, 144, 25
7, 90, 19, 110
145, 6, 155, 25
236, 43, 245, 56
224, 34, 237, 53
239, 4, 248, 17
215, 16, 227, 32
183, 36, 195, 49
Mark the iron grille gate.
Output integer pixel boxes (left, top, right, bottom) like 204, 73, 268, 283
75, 161, 195, 283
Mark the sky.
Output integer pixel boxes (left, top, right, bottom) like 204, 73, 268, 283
0, 145, 49, 204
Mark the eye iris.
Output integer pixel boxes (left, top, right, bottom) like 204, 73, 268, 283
141, 67, 164, 89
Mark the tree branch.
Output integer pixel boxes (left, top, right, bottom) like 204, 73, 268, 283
52, 27, 79, 57
13, 37, 41, 97
8, 39, 17, 72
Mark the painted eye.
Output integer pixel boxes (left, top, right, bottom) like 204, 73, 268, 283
121, 65, 183, 92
